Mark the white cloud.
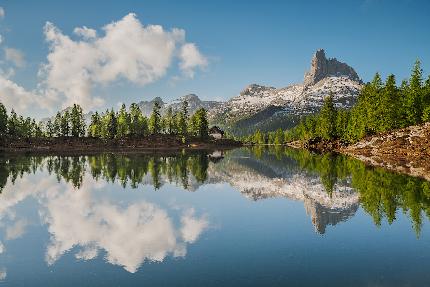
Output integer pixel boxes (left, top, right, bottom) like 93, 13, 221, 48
178, 43, 208, 78
0, 35, 3, 45
0, 241, 4, 254
4, 48, 25, 67
0, 7, 4, 19
39, 13, 207, 111
0, 76, 39, 113
73, 26, 97, 40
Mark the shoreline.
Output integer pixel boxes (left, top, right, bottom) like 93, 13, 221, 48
0, 136, 242, 155
286, 122, 430, 181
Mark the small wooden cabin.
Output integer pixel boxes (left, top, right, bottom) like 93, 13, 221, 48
209, 126, 224, 140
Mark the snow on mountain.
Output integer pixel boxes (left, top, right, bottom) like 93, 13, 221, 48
208, 49, 363, 134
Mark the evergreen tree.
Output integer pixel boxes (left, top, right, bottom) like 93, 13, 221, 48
405, 60, 423, 125
189, 108, 209, 139
0, 103, 7, 136
149, 102, 161, 134
117, 103, 130, 138
165, 107, 175, 134
177, 100, 189, 135
60, 111, 70, 137
88, 112, 102, 137
53, 112, 62, 137
106, 109, 117, 139
46, 119, 55, 137
7, 110, 19, 137
70, 104, 85, 137
318, 94, 337, 139
129, 103, 147, 137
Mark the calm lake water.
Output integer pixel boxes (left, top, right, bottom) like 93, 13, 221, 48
0, 147, 429, 286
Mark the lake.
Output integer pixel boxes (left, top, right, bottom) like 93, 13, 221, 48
0, 147, 429, 286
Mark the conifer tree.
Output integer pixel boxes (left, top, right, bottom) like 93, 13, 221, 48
70, 104, 86, 137
7, 110, 19, 137
53, 112, 62, 137
405, 60, 423, 125
318, 94, 337, 139
60, 111, 70, 137
117, 103, 130, 138
177, 100, 189, 135
149, 102, 162, 134
106, 109, 117, 139
0, 103, 7, 136
45, 119, 55, 137
88, 112, 102, 137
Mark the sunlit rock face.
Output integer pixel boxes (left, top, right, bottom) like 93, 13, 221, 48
303, 49, 361, 88
0, 172, 209, 273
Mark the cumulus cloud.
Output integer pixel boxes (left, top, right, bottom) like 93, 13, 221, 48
73, 26, 97, 40
39, 13, 207, 111
0, 7, 4, 19
0, 76, 40, 113
179, 43, 208, 78
4, 48, 25, 67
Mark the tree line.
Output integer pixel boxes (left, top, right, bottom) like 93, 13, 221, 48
0, 100, 209, 140
0, 152, 211, 191
242, 60, 430, 144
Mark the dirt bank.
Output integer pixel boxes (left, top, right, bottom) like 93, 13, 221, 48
340, 123, 430, 181
0, 135, 242, 155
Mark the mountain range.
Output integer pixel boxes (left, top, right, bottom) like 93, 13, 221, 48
43, 49, 363, 136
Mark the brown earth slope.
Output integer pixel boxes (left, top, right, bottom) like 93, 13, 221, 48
340, 123, 430, 181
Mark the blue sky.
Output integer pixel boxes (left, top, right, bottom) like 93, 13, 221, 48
1, 0, 430, 118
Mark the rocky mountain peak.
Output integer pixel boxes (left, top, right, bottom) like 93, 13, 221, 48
240, 84, 275, 97
303, 49, 361, 88
180, 94, 201, 103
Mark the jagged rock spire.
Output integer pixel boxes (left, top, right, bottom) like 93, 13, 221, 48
303, 49, 361, 88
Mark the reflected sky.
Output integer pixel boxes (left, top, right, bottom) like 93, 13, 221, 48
0, 148, 429, 286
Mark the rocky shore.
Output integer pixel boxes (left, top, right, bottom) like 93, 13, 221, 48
288, 122, 430, 181
340, 123, 430, 181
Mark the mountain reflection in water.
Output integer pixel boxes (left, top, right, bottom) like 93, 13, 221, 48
0, 147, 429, 278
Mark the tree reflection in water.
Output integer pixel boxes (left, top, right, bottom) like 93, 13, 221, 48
1, 147, 430, 236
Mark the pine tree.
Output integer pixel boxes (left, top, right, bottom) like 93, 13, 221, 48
405, 60, 423, 125
88, 112, 102, 137
106, 109, 117, 139
165, 107, 175, 134
70, 104, 85, 137
117, 103, 130, 138
318, 94, 337, 140
60, 111, 70, 137
46, 119, 55, 137
129, 103, 146, 137
149, 102, 161, 134
7, 110, 19, 137
53, 112, 62, 137
0, 103, 7, 136
189, 108, 209, 139
380, 74, 398, 131
177, 100, 189, 135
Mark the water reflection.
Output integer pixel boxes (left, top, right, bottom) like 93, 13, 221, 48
0, 159, 209, 273
0, 147, 430, 275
